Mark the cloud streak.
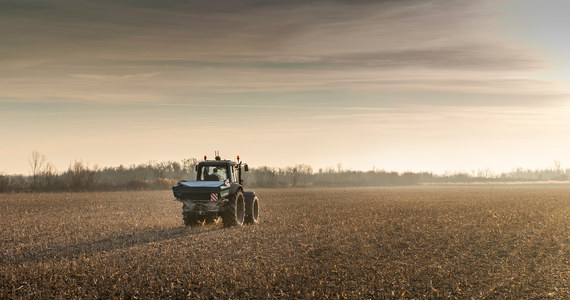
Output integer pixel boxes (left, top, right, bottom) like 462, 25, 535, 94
0, 0, 555, 102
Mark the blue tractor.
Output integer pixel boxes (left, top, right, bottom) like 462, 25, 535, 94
172, 154, 259, 227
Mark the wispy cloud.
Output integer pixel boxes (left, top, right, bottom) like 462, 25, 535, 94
0, 0, 559, 105
68, 72, 160, 80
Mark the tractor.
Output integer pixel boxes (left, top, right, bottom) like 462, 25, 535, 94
172, 153, 259, 227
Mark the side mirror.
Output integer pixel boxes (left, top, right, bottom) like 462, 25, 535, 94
244, 164, 249, 171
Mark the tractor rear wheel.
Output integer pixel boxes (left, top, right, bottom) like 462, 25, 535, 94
222, 190, 245, 227
244, 194, 259, 225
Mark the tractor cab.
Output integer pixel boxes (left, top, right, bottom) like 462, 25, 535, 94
196, 154, 248, 184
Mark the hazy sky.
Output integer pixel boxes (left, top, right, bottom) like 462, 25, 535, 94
2, 0, 570, 175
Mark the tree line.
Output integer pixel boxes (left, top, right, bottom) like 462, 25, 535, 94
1, 152, 569, 193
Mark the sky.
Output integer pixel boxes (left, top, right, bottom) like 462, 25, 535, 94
1, 0, 570, 175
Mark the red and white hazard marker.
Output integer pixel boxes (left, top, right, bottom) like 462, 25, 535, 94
210, 193, 218, 201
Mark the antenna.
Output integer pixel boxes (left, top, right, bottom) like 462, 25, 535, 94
215, 150, 221, 161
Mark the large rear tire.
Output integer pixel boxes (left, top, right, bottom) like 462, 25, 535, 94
222, 189, 245, 227
244, 193, 259, 225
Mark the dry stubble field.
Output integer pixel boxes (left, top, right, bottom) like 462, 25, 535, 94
0, 186, 568, 299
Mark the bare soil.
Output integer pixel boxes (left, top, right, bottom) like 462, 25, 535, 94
1, 187, 568, 298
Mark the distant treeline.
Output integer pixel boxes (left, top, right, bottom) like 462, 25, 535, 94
1, 153, 569, 193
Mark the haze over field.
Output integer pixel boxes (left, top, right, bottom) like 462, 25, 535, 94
2, 0, 570, 174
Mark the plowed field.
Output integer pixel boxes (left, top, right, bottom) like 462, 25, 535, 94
1, 187, 568, 298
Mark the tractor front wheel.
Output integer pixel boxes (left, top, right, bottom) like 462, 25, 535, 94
244, 194, 259, 225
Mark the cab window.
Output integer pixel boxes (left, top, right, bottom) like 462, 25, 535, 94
200, 165, 228, 181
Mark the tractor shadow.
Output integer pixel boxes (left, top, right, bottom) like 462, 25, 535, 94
3, 226, 222, 266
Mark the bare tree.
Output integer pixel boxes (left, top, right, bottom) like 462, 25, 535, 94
29, 151, 46, 189
182, 158, 198, 180
42, 162, 59, 191
476, 168, 494, 179
337, 163, 343, 173
67, 160, 101, 191
554, 159, 562, 172
285, 164, 313, 186
0, 174, 9, 192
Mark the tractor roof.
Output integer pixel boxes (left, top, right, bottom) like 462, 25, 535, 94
198, 160, 236, 166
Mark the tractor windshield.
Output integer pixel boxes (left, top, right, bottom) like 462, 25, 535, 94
199, 165, 228, 181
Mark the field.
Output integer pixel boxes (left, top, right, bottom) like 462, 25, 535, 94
1, 187, 568, 299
